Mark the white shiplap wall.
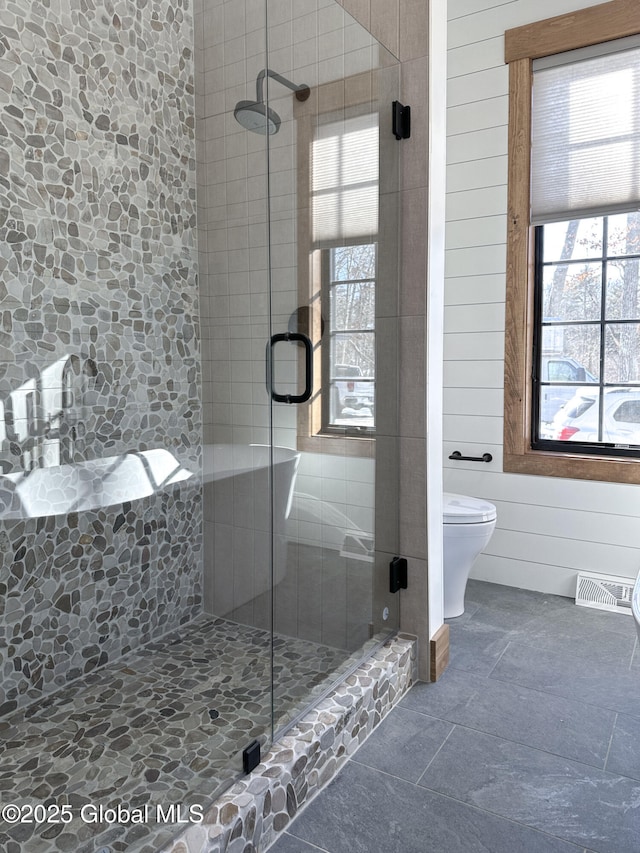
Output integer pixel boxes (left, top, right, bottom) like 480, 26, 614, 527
445, 0, 640, 597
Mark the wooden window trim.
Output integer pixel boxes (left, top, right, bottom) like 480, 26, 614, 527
503, 0, 640, 484
505, 0, 640, 63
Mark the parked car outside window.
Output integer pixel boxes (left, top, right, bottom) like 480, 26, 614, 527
546, 388, 640, 445
333, 364, 373, 414
538, 355, 597, 425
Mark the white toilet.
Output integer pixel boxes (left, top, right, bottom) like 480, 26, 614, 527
443, 492, 497, 618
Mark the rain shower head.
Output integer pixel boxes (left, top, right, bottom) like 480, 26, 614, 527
234, 99, 281, 135
234, 69, 310, 135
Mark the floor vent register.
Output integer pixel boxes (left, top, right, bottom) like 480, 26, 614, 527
575, 571, 634, 615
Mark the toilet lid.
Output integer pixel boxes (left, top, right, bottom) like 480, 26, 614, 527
443, 492, 497, 524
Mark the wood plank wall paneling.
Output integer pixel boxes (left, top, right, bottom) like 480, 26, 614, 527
444, 0, 640, 595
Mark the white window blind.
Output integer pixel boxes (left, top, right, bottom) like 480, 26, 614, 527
531, 41, 640, 225
312, 112, 378, 245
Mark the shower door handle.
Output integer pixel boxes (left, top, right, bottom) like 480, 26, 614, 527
267, 332, 313, 403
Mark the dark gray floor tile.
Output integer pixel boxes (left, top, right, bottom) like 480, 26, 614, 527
449, 581, 565, 664
446, 596, 481, 625
455, 601, 539, 633
521, 605, 636, 666
418, 726, 640, 853
401, 669, 616, 768
447, 620, 513, 675
606, 713, 640, 781
286, 759, 583, 853
465, 580, 570, 617
445, 580, 550, 628
400, 666, 489, 718
268, 833, 328, 853
568, 606, 639, 638
275, 582, 640, 853
350, 706, 453, 782
492, 641, 640, 718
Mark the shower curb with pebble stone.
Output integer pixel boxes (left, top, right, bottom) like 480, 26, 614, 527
166, 634, 417, 853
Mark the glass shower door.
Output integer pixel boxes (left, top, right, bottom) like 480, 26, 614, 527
199, 0, 277, 788
200, 0, 402, 782
264, 0, 402, 737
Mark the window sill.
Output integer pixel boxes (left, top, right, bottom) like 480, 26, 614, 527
504, 447, 640, 484
297, 432, 375, 458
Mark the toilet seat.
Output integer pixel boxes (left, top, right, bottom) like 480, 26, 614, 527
443, 492, 497, 524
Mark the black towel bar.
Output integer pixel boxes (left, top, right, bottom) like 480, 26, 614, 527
449, 451, 492, 463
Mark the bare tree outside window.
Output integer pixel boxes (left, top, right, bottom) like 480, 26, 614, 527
324, 243, 376, 430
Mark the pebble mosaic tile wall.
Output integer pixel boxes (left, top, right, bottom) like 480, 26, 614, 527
0, 0, 202, 714
165, 634, 417, 853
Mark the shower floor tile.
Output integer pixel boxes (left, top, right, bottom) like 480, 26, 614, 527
0, 615, 350, 853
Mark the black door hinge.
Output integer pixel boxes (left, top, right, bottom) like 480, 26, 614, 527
390, 556, 408, 593
392, 101, 411, 140
242, 740, 261, 774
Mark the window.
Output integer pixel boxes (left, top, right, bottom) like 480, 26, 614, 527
311, 111, 378, 247
312, 110, 378, 436
295, 79, 384, 456
322, 243, 375, 433
503, 1, 640, 483
533, 213, 640, 454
